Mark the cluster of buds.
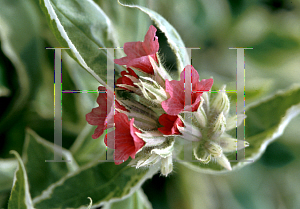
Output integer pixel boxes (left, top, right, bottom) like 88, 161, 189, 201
86, 25, 249, 176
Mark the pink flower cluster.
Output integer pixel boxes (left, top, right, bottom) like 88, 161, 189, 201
86, 25, 213, 165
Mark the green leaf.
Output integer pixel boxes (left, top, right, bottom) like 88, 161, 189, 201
177, 84, 300, 173
39, 0, 120, 85
22, 128, 79, 198
247, 33, 300, 66
259, 141, 294, 168
244, 85, 300, 159
103, 188, 152, 209
8, 151, 33, 209
0, 56, 11, 97
118, 0, 190, 78
0, 159, 17, 192
0, 0, 43, 131
63, 53, 99, 125
96, 0, 150, 48
0, 192, 10, 209
32, 162, 158, 208
70, 124, 107, 166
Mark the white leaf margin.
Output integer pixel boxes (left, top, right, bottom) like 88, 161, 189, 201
9, 151, 33, 209
43, 0, 109, 86
32, 161, 159, 208
22, 128, 79, 173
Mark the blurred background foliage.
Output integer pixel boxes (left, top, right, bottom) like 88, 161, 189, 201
0, 0, 300, 208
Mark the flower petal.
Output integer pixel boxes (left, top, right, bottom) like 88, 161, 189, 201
86, 86, 107, 139
161, 80, 185, 115
158, 114, 183, 135
114, 25, 159, 74
143, 25, 159, 55
86, 86, 127, 139
108, 113, 145, 165
162, 65, 213, 115
116, 68, 139, 90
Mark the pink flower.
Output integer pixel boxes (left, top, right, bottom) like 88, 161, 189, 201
116, 68, 139, 91
162, 65, 214, 115
105, 113, 145, 165
114, 25, 159, 74
86, 86, 127, 139
158, 114, 183, 135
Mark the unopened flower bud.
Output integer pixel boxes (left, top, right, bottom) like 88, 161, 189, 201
135, 76, 168, 104
193, 144, 211, 164
205, 141, 222, 158
211, 112, 226, 139
195, 100, 207, 128
201, 92, 210, 113
211, 85, 230, 116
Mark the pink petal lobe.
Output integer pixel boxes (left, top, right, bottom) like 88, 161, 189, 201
114, 25, 159, 74
126, 56, 154, 74
143, 25, 159, 55
129, 118, 145, 158
180, 65, 200, 86
86, 86, 108, 139
162, 65, 214, 115
111, 113, 145, 164
86, 86, 128, 140
162, 79, 185, 115
114, 56, 130, 66
158, 114, 183, 135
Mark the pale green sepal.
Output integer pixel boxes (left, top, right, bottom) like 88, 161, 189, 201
177, 115, 202, 141
128, 150, 161, 168
219, 137, 249, 153
195, 100, 207, 128
193, 145, 211, 164
211, 86, 230, 117
117, 84, 141, 95
151, 139, 175, 158
215, 154, 232, 171
135, 131, 166, 147
120, 99, 158, 121
149, 55, 171, 85
177, 126, 201, 142
160, 156, 173, 177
